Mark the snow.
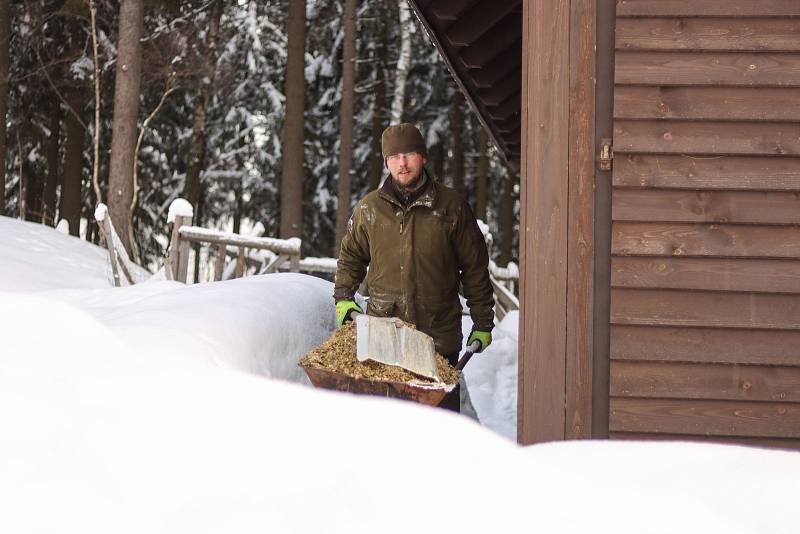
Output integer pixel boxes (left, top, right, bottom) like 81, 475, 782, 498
167, 198, 194, 222
2, 215, 800, 533
69, 56, 94, 80
0, 217, 112, 292
94, 203, 108, 222
179, 225, 302, 254
298, 255, 339, 273
462, 311, 518, 440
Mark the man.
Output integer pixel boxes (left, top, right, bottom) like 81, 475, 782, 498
333, 123, 494, 412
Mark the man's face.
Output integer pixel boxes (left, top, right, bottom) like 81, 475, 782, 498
386, 152, 426, 190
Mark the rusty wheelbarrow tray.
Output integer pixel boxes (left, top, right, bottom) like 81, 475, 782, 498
300, 364, 455, 406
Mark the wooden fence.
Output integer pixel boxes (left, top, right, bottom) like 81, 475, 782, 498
95, 200, 519, 319
165, 212, 301, 283
94, 203, 150, 287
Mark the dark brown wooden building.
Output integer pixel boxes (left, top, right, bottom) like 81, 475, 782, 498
409, 0, 800, 448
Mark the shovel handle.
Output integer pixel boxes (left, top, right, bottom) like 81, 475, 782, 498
455, 340, 482, 371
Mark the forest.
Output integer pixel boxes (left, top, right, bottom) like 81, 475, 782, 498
0, 0, 518, 275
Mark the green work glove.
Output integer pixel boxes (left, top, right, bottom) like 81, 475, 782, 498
467, 330, 492, 353
336, 299, 363, 328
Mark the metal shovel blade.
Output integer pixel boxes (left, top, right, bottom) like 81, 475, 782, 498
355, 314, 441, 382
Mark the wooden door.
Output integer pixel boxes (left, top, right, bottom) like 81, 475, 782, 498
608, 0, 800, 448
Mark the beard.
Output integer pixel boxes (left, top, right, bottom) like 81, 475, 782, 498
391, 168, 425, 192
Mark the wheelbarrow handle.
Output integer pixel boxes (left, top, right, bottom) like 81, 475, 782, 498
455, 340, 482, 371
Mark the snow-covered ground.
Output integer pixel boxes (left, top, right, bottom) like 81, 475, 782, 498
2, 215, 799, 533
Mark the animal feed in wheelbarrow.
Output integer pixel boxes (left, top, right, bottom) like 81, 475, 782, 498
299, 323, 459, 385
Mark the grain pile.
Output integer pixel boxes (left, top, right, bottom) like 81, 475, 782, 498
300, 323, 459, 385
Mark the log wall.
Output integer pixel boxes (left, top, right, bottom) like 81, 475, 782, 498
609, 0, 800, 449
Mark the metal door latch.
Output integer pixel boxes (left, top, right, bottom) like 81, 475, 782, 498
599, 138, 613, 171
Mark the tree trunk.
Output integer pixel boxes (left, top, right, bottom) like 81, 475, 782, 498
107, 0, 145, 255
233, 182, 242, 234
499, 172, 515, 266
86, 186, 98, 244
192, 184, 205, 283
0, 0, 10, 215
433, 138, 446, 182
475, 127, 489, 222
334, 0, 357, 253
389, 0, 411, 124
60, 87, 88, 236
450, 93, 464, 193
184, 0, 223, 215
42, 99, 61, 226
366, 3, 388, 191
23, 127, 44, 221
279, 0, 306, 239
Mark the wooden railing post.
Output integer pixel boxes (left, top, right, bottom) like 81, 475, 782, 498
97, 217, 121, 287
214, 243, 226, 281
176, 215, 191, 282
235, 246, 246, 278
95, 203, 136, 287
166, 199, 194, 282
167, 214, 192, 282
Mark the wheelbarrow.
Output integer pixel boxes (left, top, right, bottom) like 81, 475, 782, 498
300, 364, 455, 406
299, 339, 479, 407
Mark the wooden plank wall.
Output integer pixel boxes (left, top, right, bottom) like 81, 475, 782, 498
609, 0, 800, 449
517, 0, 571, 444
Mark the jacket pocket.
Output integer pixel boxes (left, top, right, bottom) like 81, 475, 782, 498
367, 297, 395, 317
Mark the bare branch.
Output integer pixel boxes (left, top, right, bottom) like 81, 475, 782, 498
129, 82, 177, 263
88, 0, 102, 205
34, 47, 87, 130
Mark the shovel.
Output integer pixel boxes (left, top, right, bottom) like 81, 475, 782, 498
353, 313, 441, 382
455, 340, 482, 371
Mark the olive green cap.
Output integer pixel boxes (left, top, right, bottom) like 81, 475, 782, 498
381, 123, 428, 159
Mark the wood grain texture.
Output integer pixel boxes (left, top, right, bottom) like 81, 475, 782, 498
593, 0, 617, 439
518, 0, 570, 444
565, 0, 596, 440
610, 397, 800, 438
611, 288, 800, 329
613, 155, 800, 191
612, 189, 800, 225
614, 87, 800, 122
612, 222, 800, 258
616, 18, 800, 52
609, 0, 800, 445
609, 432, 800, 451
610, 361, 800, 402
613, 120, 800, 156
616, 0, 800, 18
611, 257, 800, 293
615, 51, 800, 87
611, 325, 800, 365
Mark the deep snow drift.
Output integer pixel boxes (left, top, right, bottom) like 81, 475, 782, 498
2, 216, 799, 534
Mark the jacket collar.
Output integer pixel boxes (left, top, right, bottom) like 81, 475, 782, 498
379, 169, 437, 210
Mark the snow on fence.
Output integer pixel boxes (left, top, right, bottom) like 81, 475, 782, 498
94, 203, 151, 287
94, 199, 516, 320
164, 200, 302, 283
161, 200, 519, 318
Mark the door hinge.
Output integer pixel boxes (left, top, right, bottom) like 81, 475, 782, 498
599, 138, 613, 171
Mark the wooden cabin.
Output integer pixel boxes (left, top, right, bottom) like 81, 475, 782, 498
408, 0, 800, 448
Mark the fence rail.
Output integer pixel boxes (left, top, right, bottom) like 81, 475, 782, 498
96, 199, 519, 321
166, 213, 301, 283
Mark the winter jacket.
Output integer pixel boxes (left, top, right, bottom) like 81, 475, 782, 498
334, 171, 494, 355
